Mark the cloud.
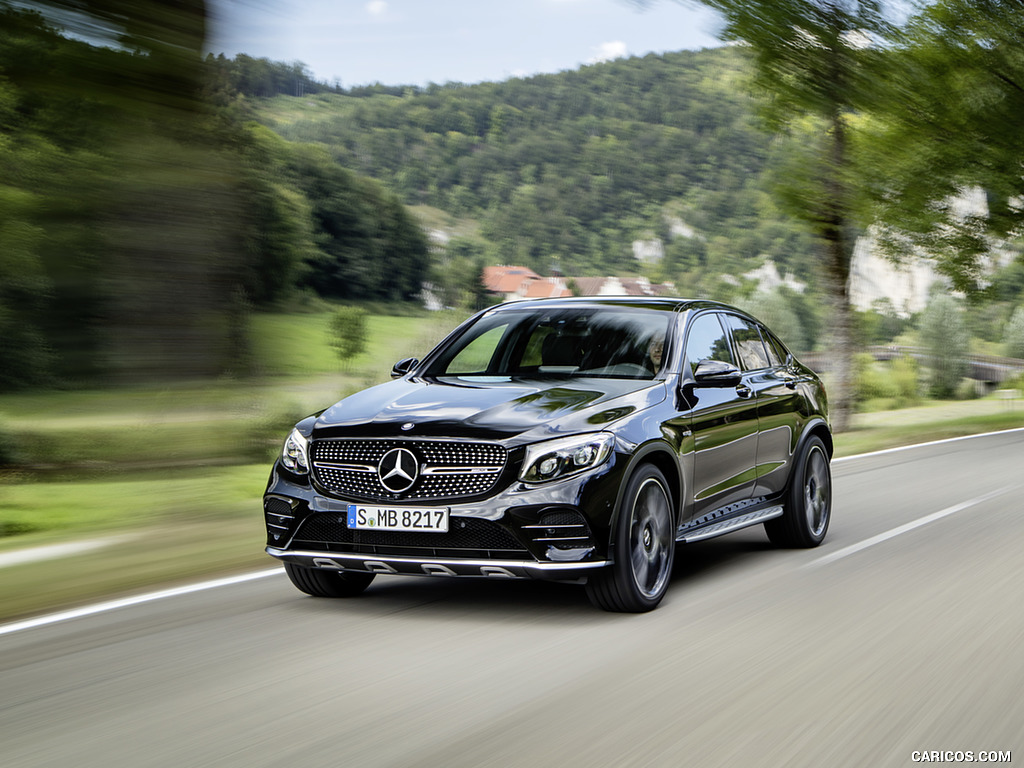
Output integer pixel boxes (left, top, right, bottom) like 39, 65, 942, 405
589, 40, 627, 63
366, 0, 387, 16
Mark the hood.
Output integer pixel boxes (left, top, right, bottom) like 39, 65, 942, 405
314, 375, 667, 443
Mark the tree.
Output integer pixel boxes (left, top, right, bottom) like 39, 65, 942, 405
328, 307, 368, 369
1005, 307, 1024, 360
0, 0, 255, 384
867, 1, 1024, 293
287, 144, 430, 303
918, 292, 968, 398
641, 0, 893, 431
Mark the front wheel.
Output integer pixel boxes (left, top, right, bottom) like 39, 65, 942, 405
586, 464, 675, 612
765, 435, 831, 548
284, 562, 375, 597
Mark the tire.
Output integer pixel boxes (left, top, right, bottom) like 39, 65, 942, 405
764, 435, 831, 548
284, 562, 375, 598
586, 464, 676, 612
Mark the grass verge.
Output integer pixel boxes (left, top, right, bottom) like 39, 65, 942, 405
835, 399, 1024, 456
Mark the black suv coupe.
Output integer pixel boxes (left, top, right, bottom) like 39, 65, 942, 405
264, 297, 832, 612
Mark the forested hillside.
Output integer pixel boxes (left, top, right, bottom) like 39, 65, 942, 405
249, 48, 819, 290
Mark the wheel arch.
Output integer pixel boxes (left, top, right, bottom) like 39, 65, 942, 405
785, 418, 833, 496
802, 418, 833, 459
607, 442, 683, 550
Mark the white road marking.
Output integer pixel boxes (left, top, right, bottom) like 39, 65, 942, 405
0, 568, 283, 638
805, 485, 1018, 569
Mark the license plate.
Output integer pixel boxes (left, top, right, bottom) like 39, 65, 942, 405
347, 504, 449, 533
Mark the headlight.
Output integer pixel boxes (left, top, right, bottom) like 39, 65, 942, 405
281, 428, 310, 474
520, 433, 614, 483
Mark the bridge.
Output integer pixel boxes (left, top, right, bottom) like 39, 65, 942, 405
802, 345, 1024, 386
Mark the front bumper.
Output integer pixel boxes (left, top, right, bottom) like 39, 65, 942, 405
263, 452, 625, 580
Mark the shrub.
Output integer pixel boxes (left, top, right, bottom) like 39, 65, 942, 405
1004, 306, 1024, 359
890, 354, 921, 408
854, 352, 896, 403
328, 306, 369, 369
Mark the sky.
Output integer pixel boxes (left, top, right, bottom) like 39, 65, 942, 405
209, 0, 725, 88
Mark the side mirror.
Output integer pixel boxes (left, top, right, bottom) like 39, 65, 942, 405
391, 357, 419, 379
693, 359, 742, 387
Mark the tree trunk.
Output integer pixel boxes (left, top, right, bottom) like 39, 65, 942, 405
823, 110, 854, 433
824, 257, 854, 433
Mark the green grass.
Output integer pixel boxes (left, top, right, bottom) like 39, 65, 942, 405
835, 397, 1024, 457
0, 518, 268, 622
0, 467, 271, 621
0, 465, 268, 542
0, 310, 467, 472
251, 310, 461, 377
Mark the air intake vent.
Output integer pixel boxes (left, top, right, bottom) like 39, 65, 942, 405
520, 509, 594, 549
264, 497, 297, 545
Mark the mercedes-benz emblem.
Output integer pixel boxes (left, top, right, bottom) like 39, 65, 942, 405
378, 447, 419, 493
401, 422, 415, 431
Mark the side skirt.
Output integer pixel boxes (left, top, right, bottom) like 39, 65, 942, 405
676, 501, 784, 544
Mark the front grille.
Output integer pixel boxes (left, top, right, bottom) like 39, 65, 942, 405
310, 439, 507, 502
290, 513, 530, 559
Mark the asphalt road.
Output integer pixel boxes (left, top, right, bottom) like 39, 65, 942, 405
2, 431, 1022, 768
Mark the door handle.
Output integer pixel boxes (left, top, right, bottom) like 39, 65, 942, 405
785, 379, 797, 390
736, 385, 753, 399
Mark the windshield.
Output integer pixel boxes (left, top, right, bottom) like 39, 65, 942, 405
425, 307, 672, 380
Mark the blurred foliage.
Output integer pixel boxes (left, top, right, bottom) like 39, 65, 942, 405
854, 351, 921, 410
0, 2, 430, 390
0, 418, 17, 467
0, 1, 246, 385
854, 351, 891, 403
736, 288, 809, 353
856, 298, 913, 346
866, 0, 1024, 294
890, 353, 922, 408
328, 306, 369, 369
919, 292, 969, 399
1004, 307, 1024, 359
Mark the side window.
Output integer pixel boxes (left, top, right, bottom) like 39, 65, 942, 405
762, 328, 788, 368
685, 313, 735, 371
723, 314, 770, 371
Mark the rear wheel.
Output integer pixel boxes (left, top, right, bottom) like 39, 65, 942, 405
586, 464, 675, 612
284, 563, 375, 597
765, 435, 831, 548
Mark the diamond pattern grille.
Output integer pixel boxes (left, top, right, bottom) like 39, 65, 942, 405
310, 439, 507, 501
